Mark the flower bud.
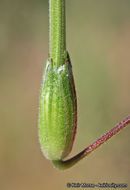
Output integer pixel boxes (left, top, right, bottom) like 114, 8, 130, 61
39, 52, 77, 160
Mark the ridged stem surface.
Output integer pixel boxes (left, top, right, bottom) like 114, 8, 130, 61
49, 0, 66, 67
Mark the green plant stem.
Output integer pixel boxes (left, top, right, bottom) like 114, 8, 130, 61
49, 0, 66, 67
48, 0, 130, 170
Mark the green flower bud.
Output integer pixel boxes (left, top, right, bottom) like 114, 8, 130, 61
39, 52, 77, 160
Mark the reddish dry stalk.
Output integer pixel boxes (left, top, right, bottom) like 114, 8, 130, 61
55, 116, 130, 169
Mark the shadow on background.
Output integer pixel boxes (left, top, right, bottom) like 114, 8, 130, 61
0, 0, 130, 189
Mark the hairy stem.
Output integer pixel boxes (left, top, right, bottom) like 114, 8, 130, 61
49, 0, 66, 67
49, 0, 130, 170
52, 116, 130, 170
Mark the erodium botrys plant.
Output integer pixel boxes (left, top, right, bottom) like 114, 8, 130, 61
38, 0, 130, 170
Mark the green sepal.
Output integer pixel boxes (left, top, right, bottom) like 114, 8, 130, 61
39, 52, 77, 160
